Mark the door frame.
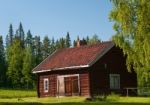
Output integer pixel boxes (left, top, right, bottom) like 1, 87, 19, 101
57, 74, 80, 97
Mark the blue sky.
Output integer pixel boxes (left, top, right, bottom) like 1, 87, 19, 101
0, 0, 114, 43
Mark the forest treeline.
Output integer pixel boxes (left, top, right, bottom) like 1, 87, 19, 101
0, 23, 101, 89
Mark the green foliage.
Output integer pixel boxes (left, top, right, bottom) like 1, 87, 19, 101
73, 35, 101, 47
87, 34, 101, 45
15, 22, 25, 47
59, 38, 65, 48
73, 40, 77, 47
49, 37, 56, 54
5, 26, 37, 88
110, 0, 150, 87
5, 24, 14, 67
65, 32, 71, 48
7, 38, 24, 88
6, 24, 14, 47
42, 36, 50, 59
106, 93, 120, 102
5, 25, 14, 87
22, 46, 34, 89
33, 36, 43, 66
86, 36, 89, 43
0, 36, 6, 87
55, 38, 66, 49
25, 30, 33, 47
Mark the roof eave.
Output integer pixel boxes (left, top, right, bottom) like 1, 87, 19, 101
32, 65, 89, 74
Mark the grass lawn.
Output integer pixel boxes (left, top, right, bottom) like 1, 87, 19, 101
0, 89, 150, 105
0, 89, 36, 98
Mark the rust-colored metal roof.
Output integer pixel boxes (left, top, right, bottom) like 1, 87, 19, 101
32, 41, 114, 73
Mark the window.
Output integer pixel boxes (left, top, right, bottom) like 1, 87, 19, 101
44, 78, 49, 92
110, 74, 120, 89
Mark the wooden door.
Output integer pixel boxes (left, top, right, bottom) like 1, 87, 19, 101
64, 77, 72, 96
64, 76, 79, 96
72, 76, 79, 95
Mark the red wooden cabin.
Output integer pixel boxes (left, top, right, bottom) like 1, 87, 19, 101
32, 41, 137, 97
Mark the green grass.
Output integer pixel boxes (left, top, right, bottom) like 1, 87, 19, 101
0, 89, 150, 105
0, 89, 37, 98
0, 96, 85, 103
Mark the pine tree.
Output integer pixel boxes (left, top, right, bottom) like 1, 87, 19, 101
56, 38, 65, 49
86, 36, 89, 44
33, 36, 42, 66
65, 32, 71, 48
19, 22, 24, 41
0, 36, 6, 87
73, 40, 77, 47
49, 37, 56, 54
42, 36, 50, 59
25, 30, 35, 62
6, 24, 14, 47
6, 24, 14, 61
110, 0, 150, 88
55, 40, 60, 49
25, 30, 33, 47
6, 35, 9, 48
9, 24, 13, 44
16, 22, 25, 47
59, 38, 65, 48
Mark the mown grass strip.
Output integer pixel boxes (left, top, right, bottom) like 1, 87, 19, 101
0, 89, 150, 105
0, 89, 37, 98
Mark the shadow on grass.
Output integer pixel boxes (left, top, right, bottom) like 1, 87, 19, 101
0, 102, 150, 105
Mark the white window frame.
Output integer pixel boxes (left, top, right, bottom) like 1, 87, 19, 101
109, 74, 120, 89
44, 78, 49, 93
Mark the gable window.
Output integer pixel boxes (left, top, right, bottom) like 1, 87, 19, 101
44, 78, 49, 92
109, 74, 120, 89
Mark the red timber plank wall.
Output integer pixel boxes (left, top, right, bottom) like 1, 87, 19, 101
38, 74, 57, 97
38, 69, 91, 97
80, 72, 90, 97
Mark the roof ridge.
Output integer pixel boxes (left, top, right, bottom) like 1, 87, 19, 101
61, 41, 113, 50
